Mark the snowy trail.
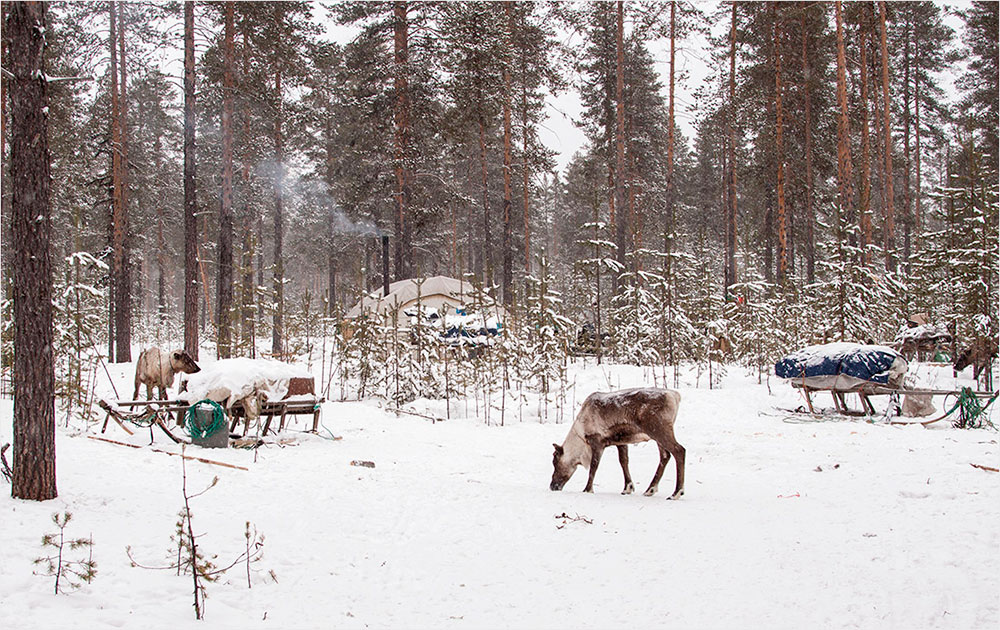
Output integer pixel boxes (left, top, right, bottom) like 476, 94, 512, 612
2, 364, 998, 629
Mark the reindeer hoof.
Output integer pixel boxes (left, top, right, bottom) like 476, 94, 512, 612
667, 489, 685, 500
622, 482, 635, 495
643, 487, 657, 497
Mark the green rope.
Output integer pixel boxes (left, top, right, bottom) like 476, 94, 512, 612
125, 410, 159, 428
184, 399, 228, 440
942, 388, 998, 430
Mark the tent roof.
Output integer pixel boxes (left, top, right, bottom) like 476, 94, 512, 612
345, 275, 498, 319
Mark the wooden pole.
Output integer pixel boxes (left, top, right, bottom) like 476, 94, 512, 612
87, 436, 248, 471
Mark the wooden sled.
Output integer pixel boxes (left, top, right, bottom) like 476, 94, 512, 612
789, 382, 996, 427
99, 399, 186, 444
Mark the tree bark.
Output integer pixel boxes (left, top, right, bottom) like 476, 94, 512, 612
726, 2, 738, 290
393, 1, 411, 280
183, 1, 199, 360
902, 13, 912, 269
914, 30, 922, 248
478, 111, 491, 286
501, 2, 514, 306
614, 0, 627, 282
772, 4, 788, 284
859, 8, 873, 264
239, 19, 255, 357
272, 52, 284, 357
109, 2, 122, 360
801, 12, 815, 284
114, 1, 131, 363
878, 1, 895, 272
326, 118, 337, 316
520, 8, 531, 277
834, 1, 855, 252
217, 1, 235, 359
9, 0, 57, 501
664, 0, 677, 301
155, 132, 166, 326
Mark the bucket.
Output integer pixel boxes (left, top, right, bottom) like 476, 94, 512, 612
186, 400, 229, 448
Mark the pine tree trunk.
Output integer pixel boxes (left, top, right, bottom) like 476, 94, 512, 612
902, 14, 912, 269
613, 0, 627, 282
834, 1, 855, 249
271, 57, 284, 357
772, 4, 788, 284
217, 1, 235, 359
326, 117, 337, 316
109, 2, 122, 361
878, 0, 895, 272
859, 11, 872, 264
501, 2, 514, 307
256, 209, 263, 329
914, 31, 922, 247
666, 0, 677, 291
155, 134, 166, 326
520, 7, 531, 277
9, 0, 57, 501
478, 112, 491, 286
107, 2, 119, 361
628, 126, 640, 259
801, 12, 815, 284
183, 1, 199, 360
157, 206, 166, 323
726, 2, 738, 290
240, 20, 255, 357
114, 1, 131, 363
393, 1, 410, 280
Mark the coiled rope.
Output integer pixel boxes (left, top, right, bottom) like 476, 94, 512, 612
184, 399, 228, 440
943, 387, 998, 429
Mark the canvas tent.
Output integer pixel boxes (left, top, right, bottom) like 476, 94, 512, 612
344, 275, 503, 328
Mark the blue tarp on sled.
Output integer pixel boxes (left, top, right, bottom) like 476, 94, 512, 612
775, 342, 905, 385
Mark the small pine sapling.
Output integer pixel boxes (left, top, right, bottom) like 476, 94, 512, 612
243, 521, 266, 588
127, 448, 269, 620
34, 511, 97, 594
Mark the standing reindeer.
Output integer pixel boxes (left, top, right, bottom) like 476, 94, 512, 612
550, 388, 685, 499
133, 347, 201, 401
954, 337, 998, 389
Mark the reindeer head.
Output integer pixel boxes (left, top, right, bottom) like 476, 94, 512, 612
550, 444, 572, 491
953, 347, 974, 372
170, 350, 201, 375
551, 441, 591, 491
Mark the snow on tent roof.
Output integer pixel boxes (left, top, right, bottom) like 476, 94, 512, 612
894, 323, 951, 345
774, 342, 906, 385
344, 275, 498, 319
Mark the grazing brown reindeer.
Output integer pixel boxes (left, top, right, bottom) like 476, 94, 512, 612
954, 337, 999, 387
133, 347, 201, 401
550, 388, 685, 499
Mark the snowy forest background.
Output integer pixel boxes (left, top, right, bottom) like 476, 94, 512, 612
0, 0, 997, 411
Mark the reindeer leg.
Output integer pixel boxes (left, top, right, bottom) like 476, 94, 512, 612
646, 422, 686, 499
617, 445, 634, 495
667, 441, 686, 500
583, 440, 605, 493
158, 387, 174, 424
644, 446, 671, 497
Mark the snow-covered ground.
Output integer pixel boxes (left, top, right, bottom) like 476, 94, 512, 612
2, 358, 998, 629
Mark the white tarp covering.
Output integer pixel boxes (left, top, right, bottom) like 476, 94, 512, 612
179, 358, 312, 413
